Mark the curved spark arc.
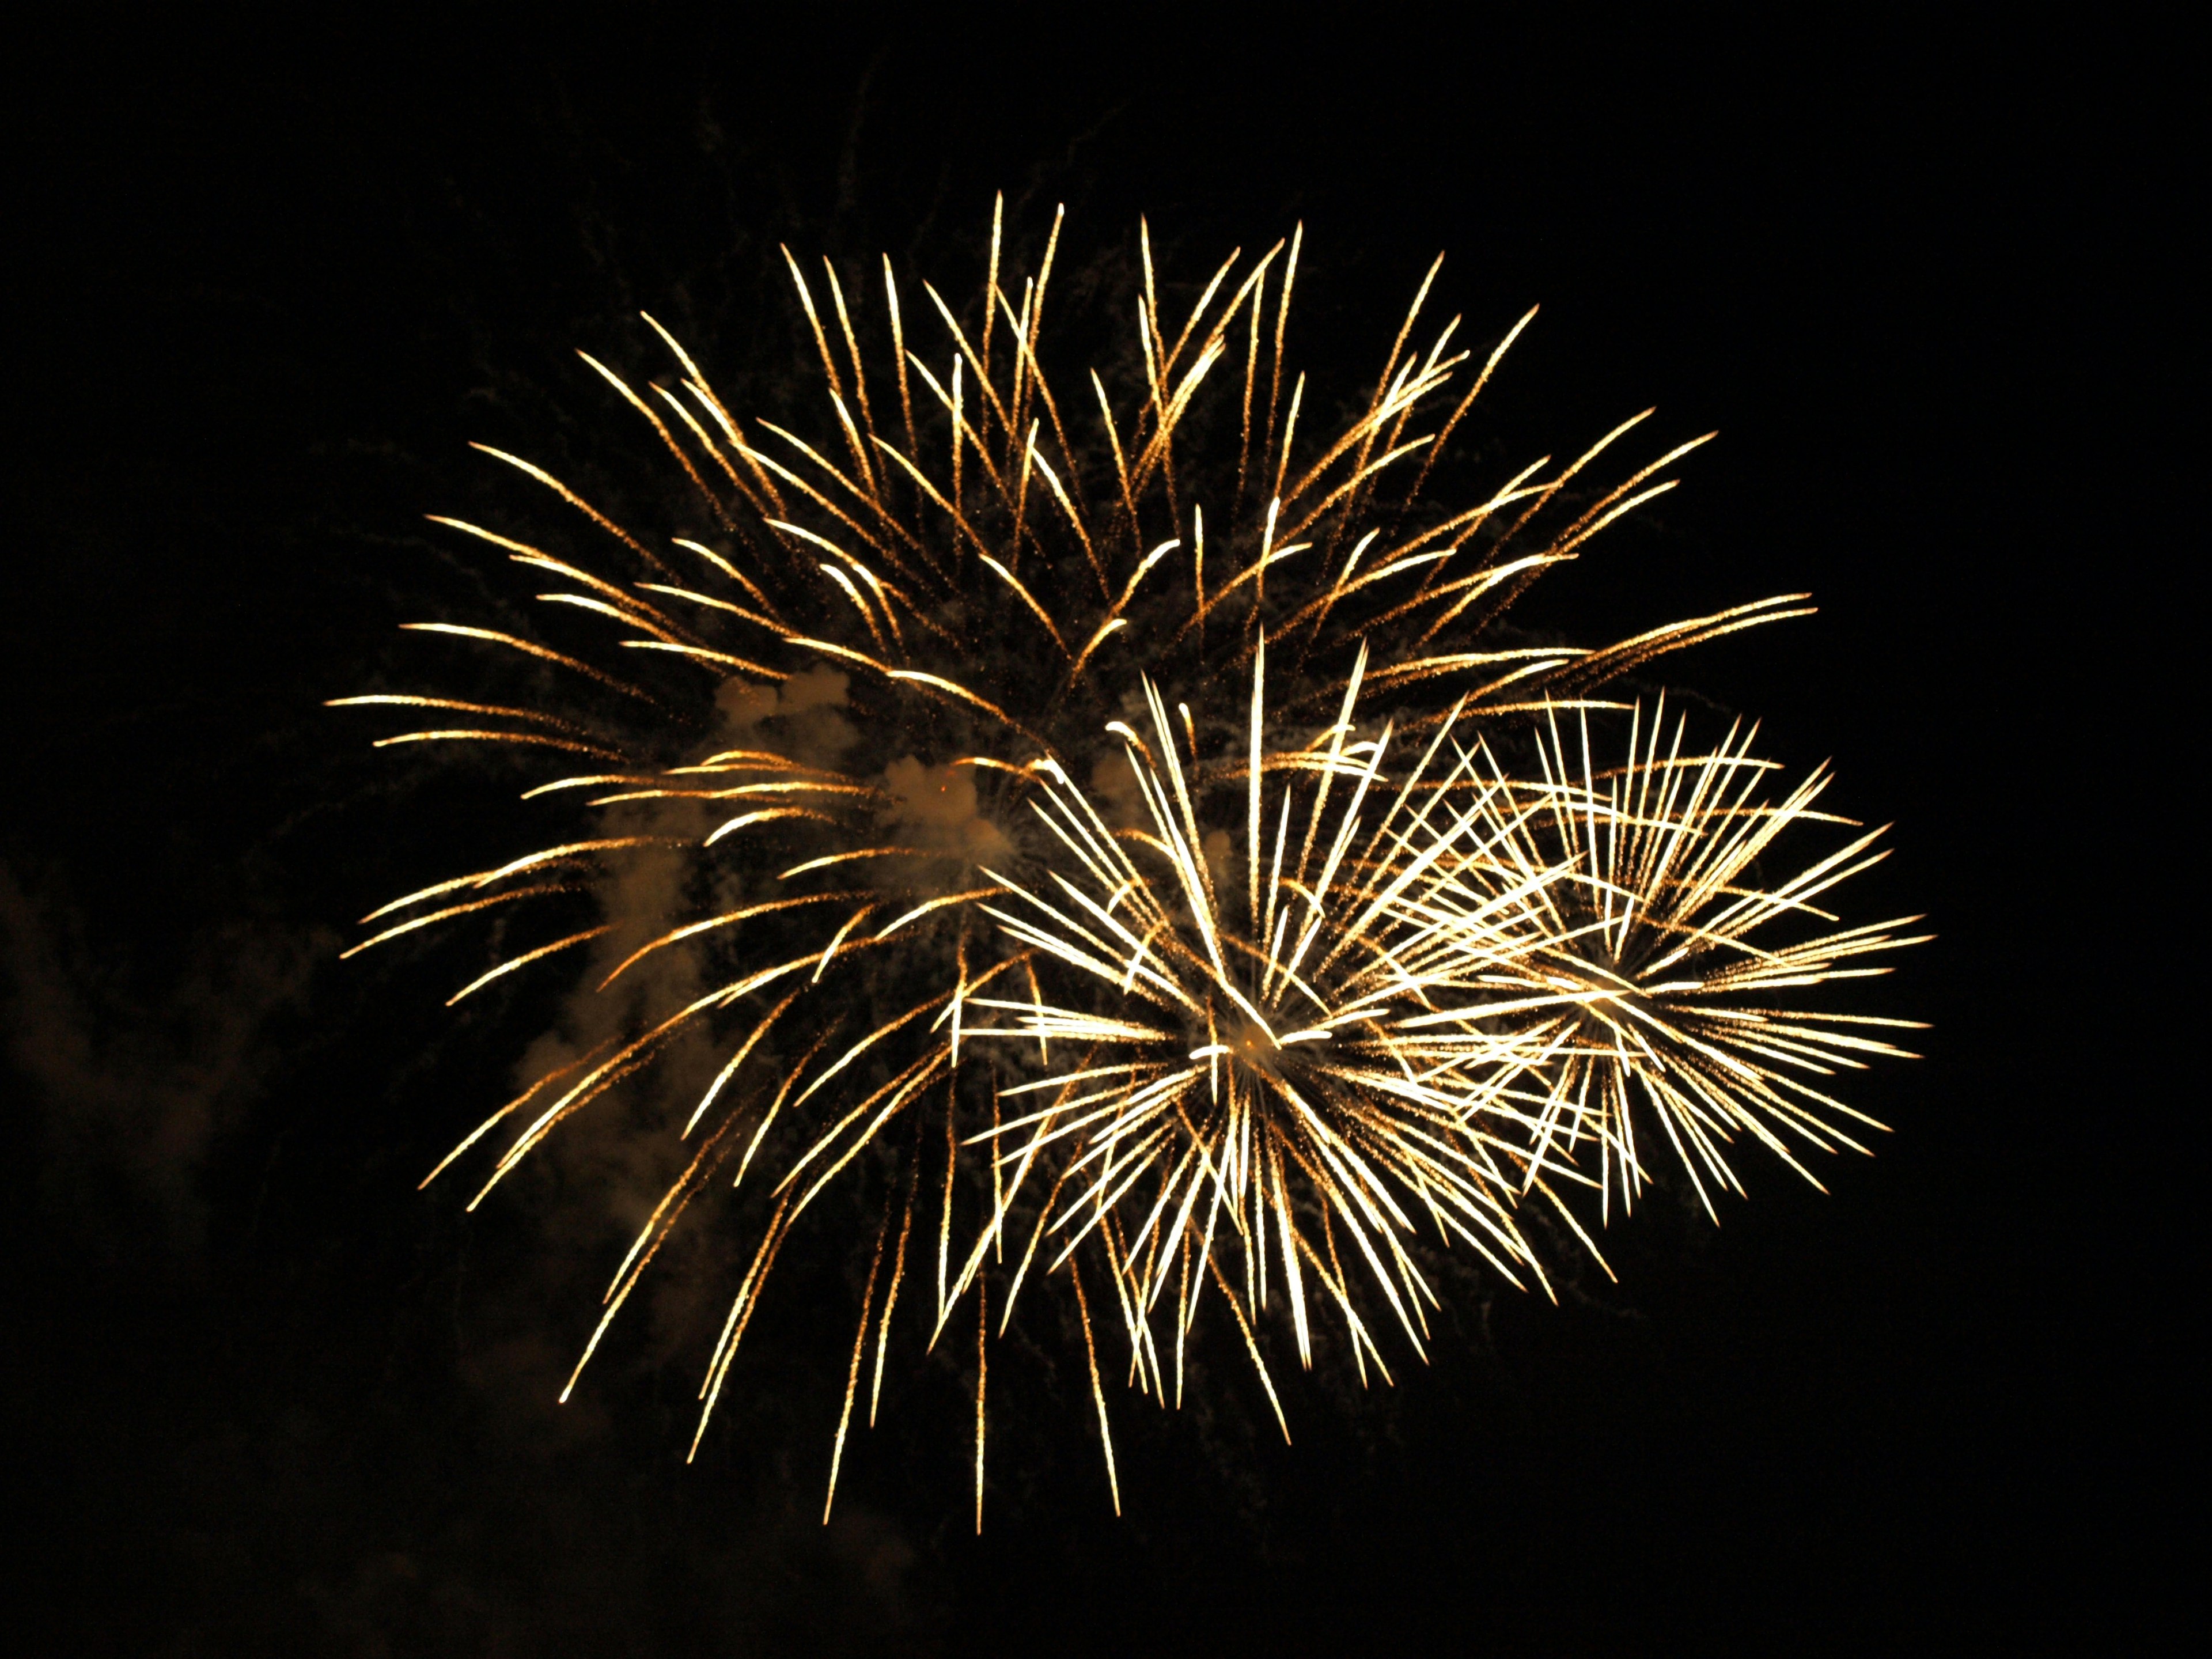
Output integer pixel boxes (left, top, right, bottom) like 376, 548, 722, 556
328, 200, 1915, 1522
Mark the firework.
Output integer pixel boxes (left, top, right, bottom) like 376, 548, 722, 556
332, 199, 1916, 1523
959, 645, 1566, 1445
1459, 701, 1930, 1225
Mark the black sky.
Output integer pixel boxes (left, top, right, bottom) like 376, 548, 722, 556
2, 9, 2175, 1653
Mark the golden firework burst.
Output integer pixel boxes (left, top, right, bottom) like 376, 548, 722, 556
331, 198, 1913, 1525
1460, 700, 1930, 1222
959, 643, 1567, 1469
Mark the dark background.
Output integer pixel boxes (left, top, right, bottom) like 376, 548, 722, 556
2, 7, 2176, 1653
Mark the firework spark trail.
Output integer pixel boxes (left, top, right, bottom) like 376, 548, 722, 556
332, 199, 1919, 1520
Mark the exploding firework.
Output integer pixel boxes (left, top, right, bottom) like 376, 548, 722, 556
960, 646, 1577, 1450
334, 199, 1919, 1524
1460, 700, 1930, 1224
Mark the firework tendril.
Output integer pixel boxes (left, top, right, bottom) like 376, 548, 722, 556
335, 199, 1923, 1525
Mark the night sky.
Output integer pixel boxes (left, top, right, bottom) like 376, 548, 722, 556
4, 12, 2171, 1653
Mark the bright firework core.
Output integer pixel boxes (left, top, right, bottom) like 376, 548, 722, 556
1221, 1020, 1282, 1070
333, 199, 1924, 1525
